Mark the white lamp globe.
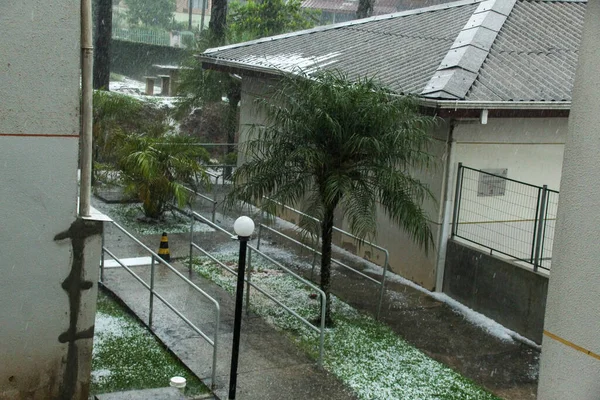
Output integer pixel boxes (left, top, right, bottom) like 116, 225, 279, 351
234, 216, 255, 238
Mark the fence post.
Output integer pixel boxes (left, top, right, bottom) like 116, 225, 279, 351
451, 163, 464, 237
530, 187, 542, 263
100, 224, 105, 284
149, 255, 156, 328
533, 185, 548, 272
189, 216, 195, 274
245, 248, 252, 316
310, 232, 320, 281
257, 209, 264, 250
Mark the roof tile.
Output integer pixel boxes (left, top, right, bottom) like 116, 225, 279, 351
202, 0, 588, 103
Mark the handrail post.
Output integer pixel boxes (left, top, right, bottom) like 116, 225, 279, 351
375, 251, 389, 320
211, 306, 219, 390
451, 162, 463, 237
149, 255, 156, 328
100, 223, 105, 283
189, 216, 194, 274
212, 200, 217, 224
310, 232, 320, 281
318, 291, 326, 367
257, 209, 264, 250
245, 247, 253, 316
533, 185, 548, 272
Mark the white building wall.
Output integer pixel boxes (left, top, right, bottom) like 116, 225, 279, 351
538, 2, 600, 396
338, 121, 451, 289
0, 1, 100, 398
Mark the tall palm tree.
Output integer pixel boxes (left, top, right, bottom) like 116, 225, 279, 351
228, 70, 437, 326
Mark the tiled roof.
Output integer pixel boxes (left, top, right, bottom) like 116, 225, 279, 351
466, 0, 586, 101
201, 0, 587, 103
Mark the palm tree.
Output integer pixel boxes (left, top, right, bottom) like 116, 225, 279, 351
227, 70, 437, 326
118, 134, 210, 219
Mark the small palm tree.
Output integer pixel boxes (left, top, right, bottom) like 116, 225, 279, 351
227, 70, 437, 326
118, 134, 210, 219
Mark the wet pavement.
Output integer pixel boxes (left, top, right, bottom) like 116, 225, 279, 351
99, 224, 357, 400
94, 193, 539, 399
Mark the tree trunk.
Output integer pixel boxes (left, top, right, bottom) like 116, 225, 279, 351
209, 0, 228, 44
226, 79, 241, 153
356, 0, 374, 19
225, 78, 241, 179
320, 205, 335, 327
93, 0, 112, 90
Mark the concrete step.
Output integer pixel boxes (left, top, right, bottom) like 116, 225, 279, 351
94, 387, 217, 400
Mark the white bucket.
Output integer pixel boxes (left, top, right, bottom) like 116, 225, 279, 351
170, 376, 187, 389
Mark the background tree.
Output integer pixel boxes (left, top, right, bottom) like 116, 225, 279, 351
356, 0, 374, 19
176, 0, 319, 166
227, 71, 436, 325
209, 0, 228, 43
228, 0, 319, 40
126, 0, 176, 27
93, 0, 113, 90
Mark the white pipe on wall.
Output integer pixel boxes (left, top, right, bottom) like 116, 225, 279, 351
79, 0, 93, 217
435, 120, 455, 292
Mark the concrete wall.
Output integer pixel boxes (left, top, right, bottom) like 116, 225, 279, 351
337, 121, 451, 288
443, 240, 548, 343
538, 2, 600, 397
0, 1, 101, 398
452, 117, 566, 190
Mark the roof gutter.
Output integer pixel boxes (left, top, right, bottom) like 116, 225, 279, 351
198, 55, 286, 79
418, 98, 572, 111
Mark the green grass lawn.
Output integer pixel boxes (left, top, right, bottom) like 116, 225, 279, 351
91, 291, 210, 396
191, 253, 500, 400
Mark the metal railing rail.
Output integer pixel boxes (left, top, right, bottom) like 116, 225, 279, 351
184, 186, 217, 223
258, 198, 389, 319
100, 221, 220, 388
187, 210, 326, 365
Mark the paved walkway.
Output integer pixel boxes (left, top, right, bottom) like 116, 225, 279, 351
100, 226, 357, 400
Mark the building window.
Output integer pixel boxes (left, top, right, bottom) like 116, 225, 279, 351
477, 168, 508, 197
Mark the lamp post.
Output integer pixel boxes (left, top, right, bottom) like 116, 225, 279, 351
228, 216, 255, 400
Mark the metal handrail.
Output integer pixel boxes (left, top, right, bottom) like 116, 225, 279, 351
259, 198, 389, 319
187, 210, 326, 365
184, 186, 217, 223
100, 221, 220, 388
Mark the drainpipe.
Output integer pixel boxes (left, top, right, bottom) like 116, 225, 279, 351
434, 119, 456, 292
79, 0, 93, 217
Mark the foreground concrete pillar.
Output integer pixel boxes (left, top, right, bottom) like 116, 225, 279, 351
537, 2, 600, 398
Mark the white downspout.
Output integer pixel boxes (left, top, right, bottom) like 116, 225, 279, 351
79, 0, 93, 217
435, 120, 456, 292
